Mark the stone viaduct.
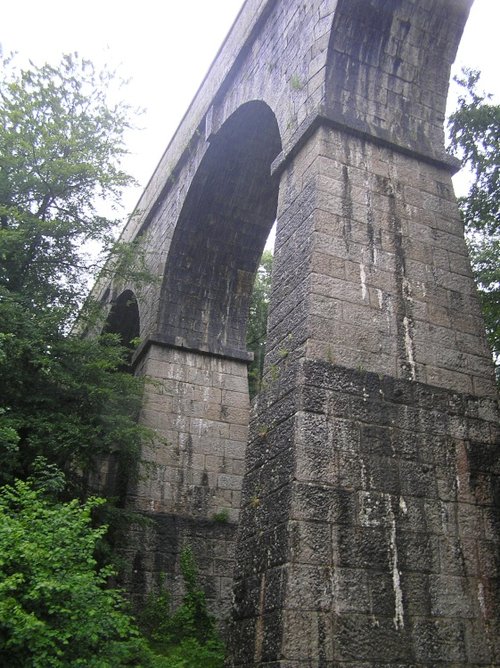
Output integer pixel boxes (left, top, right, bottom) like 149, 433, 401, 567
95, 0, 499, 665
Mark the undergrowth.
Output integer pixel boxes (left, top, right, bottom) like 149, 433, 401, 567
138, 547, 225, 667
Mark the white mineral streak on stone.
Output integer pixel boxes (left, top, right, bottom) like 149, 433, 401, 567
254, 573, 266, 663
399, 496, 407, 514
402, 277, 413, 301
360, 263, 368, 300
360, 492, 371, 526
223, 297, 232, 344
385, 294, 393, 330
386, 496, 404, 630
360, 456, 368, 490
403, 316, 416, 380
322, 567, 333, 607
477, 581, 486, 617
377, 288, 383, 309
331, 568, 339, 614
360, 492, 380, 527
373, 247, 378, 265
391, 522, 404, 630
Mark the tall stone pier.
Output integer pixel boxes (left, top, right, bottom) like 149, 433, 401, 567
93, 0, 499, 664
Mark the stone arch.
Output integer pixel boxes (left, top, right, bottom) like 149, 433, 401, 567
90, 288, 141, 499
325, 0, 471, 157
104, 289, 140, 365
158, 100, 282, 359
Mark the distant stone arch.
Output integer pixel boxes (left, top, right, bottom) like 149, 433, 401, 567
87, 289, 141, 499
158, 100, 282, 359
104, 289, 140, 368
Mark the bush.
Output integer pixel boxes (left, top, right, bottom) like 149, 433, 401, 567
0, 480, 151, 667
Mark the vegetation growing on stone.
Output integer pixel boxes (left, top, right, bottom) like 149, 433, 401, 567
138, 547, 225, 667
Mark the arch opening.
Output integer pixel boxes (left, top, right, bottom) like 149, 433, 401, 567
159, 101, 282, 359
247, 248, 273, 398
103, 289, 140, 370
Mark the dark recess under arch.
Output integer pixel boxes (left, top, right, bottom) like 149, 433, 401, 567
158, 100, 282, 358
104, 289, 140, 369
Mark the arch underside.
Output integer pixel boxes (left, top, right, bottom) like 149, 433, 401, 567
104, 289, 140, 352
159, 101, 282, 359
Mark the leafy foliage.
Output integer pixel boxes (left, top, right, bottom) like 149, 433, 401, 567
0, 480, 151, 667
247, 250, 273, 398
138, 548, 225, 667
0, 53, 148, 498
0, 298, 146, 497
0, 52, 135, 310
448, 69, 500, 373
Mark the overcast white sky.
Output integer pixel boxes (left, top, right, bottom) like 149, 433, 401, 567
1, 0, 498, 217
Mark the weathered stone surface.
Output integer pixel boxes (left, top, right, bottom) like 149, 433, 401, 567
232, 363, 499, 665
121, 512, 237, 618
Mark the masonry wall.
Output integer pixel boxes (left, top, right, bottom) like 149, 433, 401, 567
230, 114, 499, 664
122, 513, 236, 619
232, 361, 499, 665
98, 0, 339, 345
122, 343, 248, 615
133, 345, 248, 519
266, 126, 496, 397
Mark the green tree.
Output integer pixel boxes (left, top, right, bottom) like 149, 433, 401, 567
0, 52, 133, 309
448, 69, 500, 375
0, 53, 147, 497
0, 480, 151, 667
247, 250, 273, 398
